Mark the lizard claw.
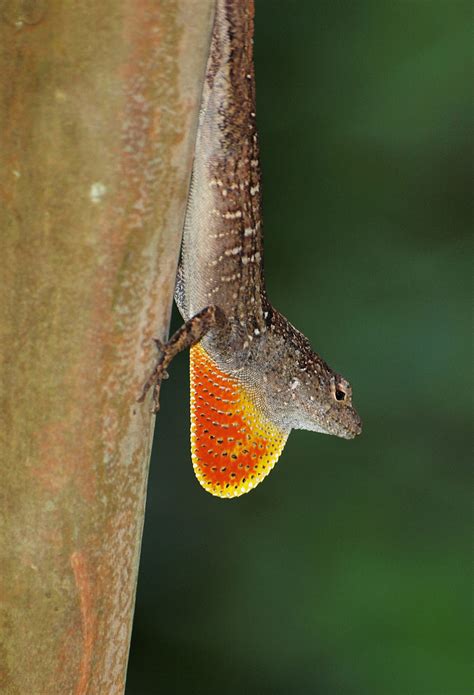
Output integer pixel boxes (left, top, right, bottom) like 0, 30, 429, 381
153, 337, 165, 353
151, 389, 161, 413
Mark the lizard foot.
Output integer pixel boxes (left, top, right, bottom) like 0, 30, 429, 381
137, 305, 226, 413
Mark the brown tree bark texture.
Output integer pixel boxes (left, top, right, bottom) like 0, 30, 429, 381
0, 1, 214, 693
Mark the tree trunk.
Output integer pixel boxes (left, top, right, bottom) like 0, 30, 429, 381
0, 1, 214, 692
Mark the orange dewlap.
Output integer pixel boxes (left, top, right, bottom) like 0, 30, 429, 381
190, 343, 289, 498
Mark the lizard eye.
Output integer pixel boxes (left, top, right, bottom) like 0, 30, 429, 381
331, 376, 351, 403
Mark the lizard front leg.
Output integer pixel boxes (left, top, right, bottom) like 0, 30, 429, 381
138, 305, 227, 413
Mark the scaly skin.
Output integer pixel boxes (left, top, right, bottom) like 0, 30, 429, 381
147, 0, 362, 498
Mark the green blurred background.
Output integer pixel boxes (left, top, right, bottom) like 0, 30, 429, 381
126, 1, 471, 693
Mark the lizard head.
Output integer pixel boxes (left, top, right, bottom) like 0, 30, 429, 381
279, 364, 362, 440
260, 314, 362, 440
312, 370, 362, 439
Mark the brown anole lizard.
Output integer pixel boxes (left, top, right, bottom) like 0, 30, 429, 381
139, 0, 362, 498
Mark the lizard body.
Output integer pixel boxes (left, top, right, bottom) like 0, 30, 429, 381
143, 0, 362, 498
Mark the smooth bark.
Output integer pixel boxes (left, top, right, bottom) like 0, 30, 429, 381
0, 1, 214, 692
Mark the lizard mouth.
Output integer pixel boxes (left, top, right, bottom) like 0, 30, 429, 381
327, 405, 362, 440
